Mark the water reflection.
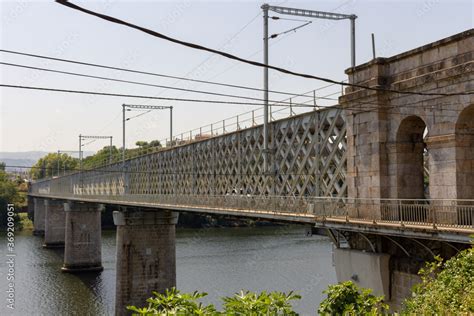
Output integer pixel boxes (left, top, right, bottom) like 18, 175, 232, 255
0, 227, 335, 315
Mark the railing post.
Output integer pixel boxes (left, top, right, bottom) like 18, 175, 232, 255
222, 119, 225, 134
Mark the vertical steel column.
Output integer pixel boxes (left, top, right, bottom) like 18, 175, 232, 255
122, 104, 126, 168
170, 106, 173, 147
262, 4, 270, 174
109, 136, 113, 165
57, 150, 60, 177
350, 17, 356, 68
79, 135, 82, 171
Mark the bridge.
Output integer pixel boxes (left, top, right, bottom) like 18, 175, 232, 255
28, 30, 473, 314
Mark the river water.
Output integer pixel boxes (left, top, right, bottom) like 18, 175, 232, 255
0, 226, 336, 315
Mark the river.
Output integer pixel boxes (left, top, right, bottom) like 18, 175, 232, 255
0, 226, 336, 315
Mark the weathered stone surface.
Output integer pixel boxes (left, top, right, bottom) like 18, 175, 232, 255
33, 197, 46, 236
340, 29, 473, 202
43, 199, 65, 248
62, 202, 103, 273
113, 209, 178, 316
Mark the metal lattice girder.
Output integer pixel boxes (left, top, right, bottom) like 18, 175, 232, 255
32, 107, 347, 199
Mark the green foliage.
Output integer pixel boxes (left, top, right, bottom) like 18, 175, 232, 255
318, 281, 388, 315
0, 161, 5, 171
402, 247, 474, 315
223, 290, 301, 316
82, 146, 120, 169
127, 288, 300, 316
0, 168, 22, 228
30, 153, 79, 179
127, 288, 217, 315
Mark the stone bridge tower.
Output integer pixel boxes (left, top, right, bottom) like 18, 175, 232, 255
340, 30, 473, 204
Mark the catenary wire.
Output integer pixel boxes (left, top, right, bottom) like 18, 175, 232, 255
0, 84, 316, 107
55, 0, 474, 97
0, 61, 334, 105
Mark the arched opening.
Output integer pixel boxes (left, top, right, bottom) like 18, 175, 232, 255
396, 116, 428, 200
456, 105, 474, 200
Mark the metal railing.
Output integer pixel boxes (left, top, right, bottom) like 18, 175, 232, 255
29, 175, 474, 230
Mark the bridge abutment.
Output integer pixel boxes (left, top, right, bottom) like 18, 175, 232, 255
43, 199, 66, 248
62, 201, 104, 273
113, 208, 178, 315
33, 197, 46, 236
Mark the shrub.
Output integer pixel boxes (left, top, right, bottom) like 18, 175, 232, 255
318, 281, 388, 315
402, 247, 474, 314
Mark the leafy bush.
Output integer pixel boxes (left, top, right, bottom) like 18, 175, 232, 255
127, 288, 300, 316
127, 288, 217, 315
223, 290, 301, 315
402, 247, 474, 315
318, 281, 388, 315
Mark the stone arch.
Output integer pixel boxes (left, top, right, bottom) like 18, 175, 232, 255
396, 116, 428, 200
455, 105, 474, 200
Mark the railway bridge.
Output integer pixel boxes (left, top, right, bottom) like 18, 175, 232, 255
28, 30, 473, 313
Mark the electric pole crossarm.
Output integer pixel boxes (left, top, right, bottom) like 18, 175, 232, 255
123, 104, 172, 110
267, 5, 356, 21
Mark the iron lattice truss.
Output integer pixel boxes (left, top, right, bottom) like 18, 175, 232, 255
33, 107, 347, 199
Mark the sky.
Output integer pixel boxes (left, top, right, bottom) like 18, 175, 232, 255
0, 0, 472, 153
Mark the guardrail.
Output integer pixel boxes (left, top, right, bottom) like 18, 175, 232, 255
29, 178, 474, 230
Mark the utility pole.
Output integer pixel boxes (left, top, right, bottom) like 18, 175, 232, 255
122, 104, 173, 169
261, 3, 357, 175
79, 135, 114, 168
262, 3, 270, 174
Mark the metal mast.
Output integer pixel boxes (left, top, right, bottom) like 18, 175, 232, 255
260, 4, 357, 175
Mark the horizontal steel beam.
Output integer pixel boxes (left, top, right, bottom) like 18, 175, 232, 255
267, 5, 356, 20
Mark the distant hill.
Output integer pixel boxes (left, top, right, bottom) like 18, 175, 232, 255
0, 151, 92, 172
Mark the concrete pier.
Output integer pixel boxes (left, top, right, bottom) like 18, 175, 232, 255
113, 209, 178, 315
33, 197, 46, 236
62, 201, 104, 273
43, 199, 66, 248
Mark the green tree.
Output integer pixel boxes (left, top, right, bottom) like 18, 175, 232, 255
402, 247, 474, 315
127, 288, 300, 316
30, 153, 79, 179
318, 281, 388, 315
82, 146, 120, 169
0, 168, 22, 229
223, 290, 301, 316
127, 288, 217, 315
0, 161, 5, 171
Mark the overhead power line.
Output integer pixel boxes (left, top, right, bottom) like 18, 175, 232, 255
0, 49, 315, 99
55, 0, 473, 97
0, 61, 335, 104
0, 84, 314, 107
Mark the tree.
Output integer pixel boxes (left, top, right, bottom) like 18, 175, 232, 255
82, 146, 120, 169
223, 290, 301, 316
0, 168, 22, 228
127, 288, 300, 316
402, 247, 474, 315
30, 153, 79, 179
0, 161, 5, 171
318, 281, 388, 315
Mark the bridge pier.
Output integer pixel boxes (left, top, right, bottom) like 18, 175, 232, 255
113, 208, 178, 315
33, 197, 46, 236
43, 199, 66, 248
62, 201, 104, 273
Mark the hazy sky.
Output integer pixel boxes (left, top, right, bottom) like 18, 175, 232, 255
1, 0, 472, 153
